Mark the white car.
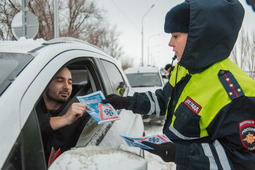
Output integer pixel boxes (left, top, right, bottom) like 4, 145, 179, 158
124, 66, 165, 93
0, 38, 146, 169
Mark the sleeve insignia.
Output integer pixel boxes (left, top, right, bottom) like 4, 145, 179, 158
239, 120, 255, 150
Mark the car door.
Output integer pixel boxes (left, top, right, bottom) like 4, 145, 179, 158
94, 59, 144, 155
3, 49, 107, 169
71, 57, 144, 156
2, 108, 47, 170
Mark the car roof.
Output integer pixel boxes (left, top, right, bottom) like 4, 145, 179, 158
124, 66, 160, 74
0, 37, 115, 62
0, 38, 45, 53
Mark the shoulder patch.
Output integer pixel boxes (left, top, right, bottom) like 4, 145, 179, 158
218, 70, 244, 100
239, 120, 255, 151
184, 97, 201, 114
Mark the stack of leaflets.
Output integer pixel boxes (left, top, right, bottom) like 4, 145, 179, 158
77, 91, 120, 124
48, 147, 61, 168
121, 134, 172, 150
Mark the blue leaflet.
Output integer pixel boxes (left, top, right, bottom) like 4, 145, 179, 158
120, 134, 172, 150
120, 135, 154, 150
77, 91, 120, 124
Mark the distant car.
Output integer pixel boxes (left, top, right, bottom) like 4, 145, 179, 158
0, 38, 146, 169
124, 66, 165, 125
124, 66, 164, 93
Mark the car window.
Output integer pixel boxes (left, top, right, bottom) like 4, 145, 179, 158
34, 58, 103, 158
126, 73, 163, 87
70, 69, 90, 97
67, 59, 102, 96
0, 53, 33, 95
100, 60, 126, 96
65, 59, 114, 148
71, 69, 88, 85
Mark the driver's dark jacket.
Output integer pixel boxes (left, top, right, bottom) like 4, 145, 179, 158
36, 99, 88, 163
127, 0, 255, 169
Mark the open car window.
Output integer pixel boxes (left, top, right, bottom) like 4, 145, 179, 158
34, 58, 107, 158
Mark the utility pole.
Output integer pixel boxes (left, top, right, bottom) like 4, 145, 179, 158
22, 0, 28, 38
141, 4, 155, 66
54, 0, 59, 38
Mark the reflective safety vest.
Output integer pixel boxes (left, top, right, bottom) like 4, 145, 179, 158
129, 58, 255, 168
117, 87, 124, 96
165, 58, 255, 140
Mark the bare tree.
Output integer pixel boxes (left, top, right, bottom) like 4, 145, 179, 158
121, 56, 134, 70
230, 28, 255, 79
28, 0, 55, 39
88, 25, 124, 60
0, 0, 124, 59
247, 30, 255, 79
0, 0, 20, 40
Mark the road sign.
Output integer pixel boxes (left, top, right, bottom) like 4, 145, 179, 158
11, 11, 39, 39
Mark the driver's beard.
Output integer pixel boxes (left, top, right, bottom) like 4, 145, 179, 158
45, 88, 68, 104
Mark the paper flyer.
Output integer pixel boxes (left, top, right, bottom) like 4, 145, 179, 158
77, 91, 120, 124
120, 134, 172, 150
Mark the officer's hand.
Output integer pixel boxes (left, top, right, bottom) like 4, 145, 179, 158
142, 141, 176, 162
102, 94, 130, 109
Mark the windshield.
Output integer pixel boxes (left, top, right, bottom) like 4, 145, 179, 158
126, 73, 162, 87
0, 53, 33, 95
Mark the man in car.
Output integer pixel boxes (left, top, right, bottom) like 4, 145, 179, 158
36, 67, 90, 166
103, 0, 255, 169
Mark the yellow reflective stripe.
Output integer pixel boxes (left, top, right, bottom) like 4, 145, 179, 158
169, 65, 189, 87
221, 58, 255, 96
170, 115, 176, 127
165, 65, 189, 118
172, 61, 231, 137
167, 58, 255, 138
178, 63, 231, 137
117, 88, 124, 95
168, 59, 230, 137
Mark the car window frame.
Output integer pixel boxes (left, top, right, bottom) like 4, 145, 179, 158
16, 50, 113, 168
96, 58, 130, 96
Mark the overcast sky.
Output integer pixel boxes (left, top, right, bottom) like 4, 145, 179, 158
95, 0, 255, 69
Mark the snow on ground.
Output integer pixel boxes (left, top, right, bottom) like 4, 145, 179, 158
143, 119, 176, 170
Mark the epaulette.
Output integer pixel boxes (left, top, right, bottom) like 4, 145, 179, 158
218, 70, 244, 100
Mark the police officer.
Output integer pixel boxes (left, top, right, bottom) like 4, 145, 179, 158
103, 0, 255, 169
116, 82, 125, 96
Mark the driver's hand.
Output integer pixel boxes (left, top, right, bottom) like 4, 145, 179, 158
64, 102, 90, 124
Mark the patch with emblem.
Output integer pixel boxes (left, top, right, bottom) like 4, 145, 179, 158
239, 120, 255, 151
184, 97, 201, 114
